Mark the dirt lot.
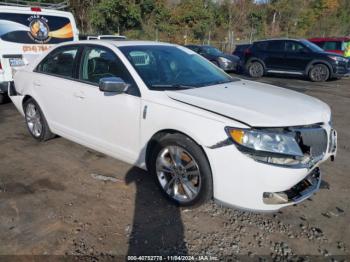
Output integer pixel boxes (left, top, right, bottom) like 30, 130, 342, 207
1, 74, 349, 261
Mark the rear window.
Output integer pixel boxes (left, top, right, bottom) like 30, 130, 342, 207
0, 12, 74, 44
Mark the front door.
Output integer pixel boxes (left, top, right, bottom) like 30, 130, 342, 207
74, 45, 142, 162
284, 41, 313, 72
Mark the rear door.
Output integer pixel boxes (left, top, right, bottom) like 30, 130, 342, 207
33, 45, 82, 134
263, 40, 285, 70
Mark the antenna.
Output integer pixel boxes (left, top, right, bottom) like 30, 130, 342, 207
0, 0, 70, 10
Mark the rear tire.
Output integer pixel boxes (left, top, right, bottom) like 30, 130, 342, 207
149, 133, 213, 207
247, 61, 264, 78
308, 64, 330, 82
24, 98, 55, 141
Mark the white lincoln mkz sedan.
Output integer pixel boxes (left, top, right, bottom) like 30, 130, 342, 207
9, 40, 337, 211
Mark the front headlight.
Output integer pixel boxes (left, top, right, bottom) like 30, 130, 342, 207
226, 127, 303, 157
218, 57, 231, 64
328, 55, 348, 63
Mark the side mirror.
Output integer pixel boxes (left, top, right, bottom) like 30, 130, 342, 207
99, 77, 129, 93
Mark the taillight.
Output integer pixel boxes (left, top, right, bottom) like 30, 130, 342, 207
244, 48, 251, 55
31, 7, 41, 12
0, 61, 2, 70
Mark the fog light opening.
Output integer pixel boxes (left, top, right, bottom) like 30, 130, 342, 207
263, 192, 289, 205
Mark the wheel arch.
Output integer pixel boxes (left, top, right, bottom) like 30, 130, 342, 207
306, 60, 333, 77
246, 57, 266, 71
21, 95, 54, 133
22, 95, 34, 111
145, 129, 213, 178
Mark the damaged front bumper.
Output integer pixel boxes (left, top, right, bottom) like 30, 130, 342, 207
204, 124, 337, 212
263, 167, 321, 205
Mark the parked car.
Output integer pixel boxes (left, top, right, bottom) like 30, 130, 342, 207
244, 39, 350, 81
0, 4, 79, 104
309, 37, 350, 58
185, 45, 239, 72
10, 40, 337, 211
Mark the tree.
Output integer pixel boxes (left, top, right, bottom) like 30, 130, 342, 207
90, 0, 142, 34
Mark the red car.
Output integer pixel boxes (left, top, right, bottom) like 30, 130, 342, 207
309, 37, 350, 58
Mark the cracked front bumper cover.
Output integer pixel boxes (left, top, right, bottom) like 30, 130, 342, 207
263, 167, 321, 205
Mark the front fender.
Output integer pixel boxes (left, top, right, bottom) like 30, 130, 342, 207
137, 98, 248, 168
305, 60, 333, 76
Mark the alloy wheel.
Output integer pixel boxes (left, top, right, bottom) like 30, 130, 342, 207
249, 62, 264, 78
25, 102, 43, 137
156, 145, 201, 203
310, 64, 329, 82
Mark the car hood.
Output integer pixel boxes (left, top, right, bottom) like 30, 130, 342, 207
165, 80, 331, 127
318, 51, 344, 58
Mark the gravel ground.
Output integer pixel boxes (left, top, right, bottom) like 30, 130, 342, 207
0, 74, 349, 261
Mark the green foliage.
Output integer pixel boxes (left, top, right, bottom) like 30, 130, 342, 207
90, 0, 142, 34
65, 0, 349, 45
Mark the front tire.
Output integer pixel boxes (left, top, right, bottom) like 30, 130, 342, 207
247, 61, 264, 78
308, 64, 330, 82
24, 98, 55, 141
149, 133, 213, 207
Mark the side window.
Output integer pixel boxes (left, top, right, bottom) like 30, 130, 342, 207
267, 41, 284, 52
254, 41, 268, 51
36, 46, 78, 78
79, 46, 140, 96
80, 46, 132, 85
285, 41, 308, 53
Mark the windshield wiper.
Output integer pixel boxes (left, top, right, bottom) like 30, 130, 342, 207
149, 84, 196, 90
200, 77, 240, 87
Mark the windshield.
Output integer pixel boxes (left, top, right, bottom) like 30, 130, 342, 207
301, 40, 324, 52
119, 45, 236, 90
201, 46, 222, 56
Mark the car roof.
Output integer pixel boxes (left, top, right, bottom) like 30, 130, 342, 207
57, 40, 176, 48
253, 38, 304, 43
185, 45, 218, 48
309, 37, 350, 42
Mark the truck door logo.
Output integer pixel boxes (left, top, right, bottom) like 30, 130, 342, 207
28, 16, 50, 43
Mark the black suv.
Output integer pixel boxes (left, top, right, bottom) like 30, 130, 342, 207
244, 39, 350, 82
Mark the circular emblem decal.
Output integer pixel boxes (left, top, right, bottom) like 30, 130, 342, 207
29, 17, 50, 42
